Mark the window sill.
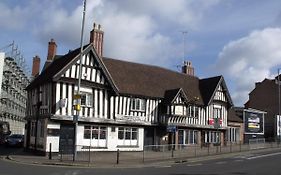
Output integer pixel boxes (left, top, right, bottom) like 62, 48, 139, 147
117, 145, 139, 148
130, 110, 145, 113
81, 146, 108, 149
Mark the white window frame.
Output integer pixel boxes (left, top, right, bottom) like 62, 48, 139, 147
205, 131, 221, 143
188, 106, 199, 118
81, 92, 93, 107
227, 127, 240, 143
118, 127, 138, 146
130, 98, 146, 112
213, 107, 222, 119
83, 125, 107, 148
74, 91, 93, 107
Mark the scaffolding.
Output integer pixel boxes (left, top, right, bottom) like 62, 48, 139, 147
0, 42, 30, 134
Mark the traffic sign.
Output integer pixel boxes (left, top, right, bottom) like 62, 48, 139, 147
167, 125, 177, 133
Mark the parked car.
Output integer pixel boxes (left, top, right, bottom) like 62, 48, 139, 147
5, 134, 24, 147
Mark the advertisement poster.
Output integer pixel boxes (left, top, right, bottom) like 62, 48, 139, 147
244, 110, 264, 134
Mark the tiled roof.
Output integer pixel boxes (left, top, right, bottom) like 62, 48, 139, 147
27, 44, 229, 107
199, 76, 222, 105
26, 45, 90, 90
103, 57, 204, 105
228, 108, 243, 123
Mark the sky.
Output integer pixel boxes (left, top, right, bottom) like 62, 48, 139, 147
1, 0, 281, 106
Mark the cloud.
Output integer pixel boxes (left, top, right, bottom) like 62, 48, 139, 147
0, 0, 221, 74
216, 28, 281, 105
0, 3, 30, 30
29, 0, 220, 66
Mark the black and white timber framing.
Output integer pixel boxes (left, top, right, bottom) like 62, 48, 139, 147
25, 43, 234, 153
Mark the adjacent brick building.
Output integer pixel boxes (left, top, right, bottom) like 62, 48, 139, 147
245, 76, 280, 139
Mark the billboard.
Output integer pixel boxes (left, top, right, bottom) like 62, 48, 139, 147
244, 110, 264, 135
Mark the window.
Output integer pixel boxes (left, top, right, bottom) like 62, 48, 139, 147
227, 127, 240, 143
83, 125, 107, 148
118, 127, 138, 146
81, 93, 93, 107
39, 121, 45, 137
214, 107, 222, 118
181, 129, 198, 144
205, 131, 221, 143
74, 92, 93, 107
31, 122, 36, 137
130, 98, 146, 111
188, 106, 199, 118
83, 126, 107, 140
84, 126, 91, 139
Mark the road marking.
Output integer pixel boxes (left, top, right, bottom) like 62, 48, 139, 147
154, 165, 171, 168
215, 161, 227, 165
247, 152, 281, 160
187, 163, 202, 167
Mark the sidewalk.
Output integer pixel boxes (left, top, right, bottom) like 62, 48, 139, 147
4, 147, 281, 168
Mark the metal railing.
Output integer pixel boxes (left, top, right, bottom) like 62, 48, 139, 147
51, 139, 281, 165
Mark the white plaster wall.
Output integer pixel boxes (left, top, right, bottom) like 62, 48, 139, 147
76, 125, 144, 151
46, 123, 60, 152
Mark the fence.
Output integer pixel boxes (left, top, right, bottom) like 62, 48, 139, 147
54, 139, 281, 165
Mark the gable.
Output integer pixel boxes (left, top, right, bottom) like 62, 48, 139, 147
173, 90, 188, 105
213, 84, 227, 102
163, 88, 189, 105
53, 45, 118, 93
212, 78, 233, 106
60, 51, 106, 85
200, 76, 233, 107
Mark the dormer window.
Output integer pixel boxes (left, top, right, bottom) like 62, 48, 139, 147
130, 98, 146, 112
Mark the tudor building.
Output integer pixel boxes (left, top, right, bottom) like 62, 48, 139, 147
25, 23, 233, 153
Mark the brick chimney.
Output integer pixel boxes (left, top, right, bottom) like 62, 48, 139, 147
90, 23, 104, 57
47, 38, 57, 61
32, 55, 40, 77
182, 61, 194, 76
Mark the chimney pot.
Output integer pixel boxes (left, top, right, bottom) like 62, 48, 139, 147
182, 60, 194, 76
47, 38, 57, 61
32, 55, 40, 78
90, 22, 104, 57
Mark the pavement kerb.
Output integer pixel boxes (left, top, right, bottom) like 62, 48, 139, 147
4, 147, 281, 169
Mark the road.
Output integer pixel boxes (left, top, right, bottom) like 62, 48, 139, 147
1, 147, 281, 175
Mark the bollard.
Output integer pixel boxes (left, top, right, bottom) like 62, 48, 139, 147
142, 149, 145, 163
116, 149, 120, 164
216, 145, 218, 154
48, 143, 52, 160
239, 141, 242, 152
88, 146, 91, 165
207, 144, 210, 155
171, 147, 174, 158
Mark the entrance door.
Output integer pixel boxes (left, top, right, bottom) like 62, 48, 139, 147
59, 124, 74, 154
144, 127, 154, 146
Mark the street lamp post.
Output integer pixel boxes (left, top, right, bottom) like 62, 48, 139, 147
73, 0, 87, 161
277, 68, 281, 143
